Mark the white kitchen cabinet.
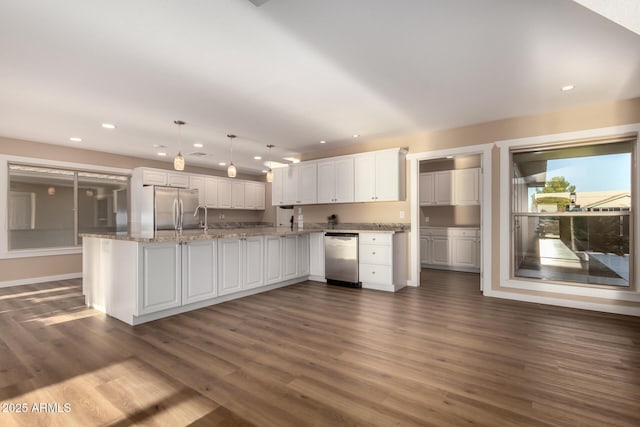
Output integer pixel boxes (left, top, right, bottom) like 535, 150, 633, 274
182, 240, 217, 305
282, 235, 298, 280
244, 181, 266, 210
217, 238, 242, 295
354, 148, 405, 202
271, 167, 285, 206
141, 169, 168, 186
419, 173, 435, 206
138, 242, 182, 315
431, 235, 451, 265
421, 227, 480, 272
358, 232, 407, 292
264, 235, 283, 284
420, 236, 429, 264
317, 157, 354, 203
309, 232, 325, 281
217, 179, 232, 209
189, 176, 206, 205
217, 236, 264, 295
297, 233, 310, 276
434, 171, 453, 205
453, 168, 480, 205
274, 163, 317, 206
205, 178, 219, 208
420, 168, 480, 206
167, 173, 189, 188
231, 181, 245, 209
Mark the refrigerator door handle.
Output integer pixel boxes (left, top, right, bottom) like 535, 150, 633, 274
179, 199, 184, 231
173, 198, 179, 230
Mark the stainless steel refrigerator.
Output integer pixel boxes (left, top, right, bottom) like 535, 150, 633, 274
140, 186, 200, 233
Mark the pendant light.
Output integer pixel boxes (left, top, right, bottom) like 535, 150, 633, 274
173, 120, 186, 171
266, 144, 275, 183
227, 134, 237, 177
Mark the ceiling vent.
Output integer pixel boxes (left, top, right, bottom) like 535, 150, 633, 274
247, 0, 270, 6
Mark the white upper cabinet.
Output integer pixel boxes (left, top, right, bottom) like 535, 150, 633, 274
434, 171, 453, 205
420, 168, 480, 206
205, 178, 219, 208
317, 157, 354, 204
271, 167, 285, 206
231, 181, 245, 209
271, 148, 405, 206
272, 163, 317, 206
217, 179, 232, 209
453, 168, 480, 205
354, 148, 405, 202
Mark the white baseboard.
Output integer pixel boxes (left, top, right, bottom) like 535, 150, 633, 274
484, 288, 640, 317
0, 272, 82, 289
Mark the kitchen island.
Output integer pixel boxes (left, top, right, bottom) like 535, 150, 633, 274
82, 225, 407, 325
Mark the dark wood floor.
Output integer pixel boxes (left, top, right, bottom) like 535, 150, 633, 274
1, 269, 639, 426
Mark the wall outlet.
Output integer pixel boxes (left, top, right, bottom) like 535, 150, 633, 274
400, 211, 405, 219
425, 216, 429, 223
219, 213, 225, 219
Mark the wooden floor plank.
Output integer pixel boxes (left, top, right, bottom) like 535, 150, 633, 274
0, 269, 639, 426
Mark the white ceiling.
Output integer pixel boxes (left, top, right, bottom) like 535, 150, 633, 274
1, 0, 639, 175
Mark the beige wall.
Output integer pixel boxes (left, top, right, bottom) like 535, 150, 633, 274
0, 136, 270, 284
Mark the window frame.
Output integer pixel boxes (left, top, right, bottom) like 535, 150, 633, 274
497, 124, 640, 303
0, 155, 131, 259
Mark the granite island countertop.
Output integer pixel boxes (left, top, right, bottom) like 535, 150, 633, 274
81, 223, 409, 243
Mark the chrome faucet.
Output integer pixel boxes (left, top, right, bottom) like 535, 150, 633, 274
194, 205, 208, 231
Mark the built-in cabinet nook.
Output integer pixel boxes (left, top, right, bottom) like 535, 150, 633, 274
419, 155, 482, 273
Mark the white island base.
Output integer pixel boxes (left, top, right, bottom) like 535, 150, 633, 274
82, 234, 311, 325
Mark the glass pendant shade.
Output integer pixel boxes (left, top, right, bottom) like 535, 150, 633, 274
266, 168, 273, 183
174, 152, 185, 171
227, 162, 237, 178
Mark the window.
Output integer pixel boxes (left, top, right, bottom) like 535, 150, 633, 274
511, 139, 633, 288
7, 164, 129, 251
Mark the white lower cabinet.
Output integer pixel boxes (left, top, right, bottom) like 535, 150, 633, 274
309, 232, 325, 280
358, 232, 407, 292
265, 236, 283, 284
217, 236, 265, 296
139, 242, 182, 315
182, 240, 218, 305
282, 235, 298, 280
420, 227, 480, 272
139, 240, 218, 315
298, 233, 310, 276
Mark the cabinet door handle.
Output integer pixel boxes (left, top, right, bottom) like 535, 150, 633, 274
372, 252, 376, 255
372, 271, 376, 275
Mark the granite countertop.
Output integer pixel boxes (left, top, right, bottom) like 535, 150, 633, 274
81, 223, 409, 243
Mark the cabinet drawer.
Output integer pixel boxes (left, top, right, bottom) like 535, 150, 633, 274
359, 233, 392, 245
421, 227, 448, 237
359, 244, 391, 265
449, 228, 479, 237
359, 264, 392, 285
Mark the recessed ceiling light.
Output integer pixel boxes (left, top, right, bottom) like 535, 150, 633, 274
352, 134, 360, 138
320, 140, 326, 144
254, 156, 262, 160
101, 123, 116, 129
445, 155, 454, 159
69, 137, 82, 142
283, 156, 300, 163
193, 142, 203, 148
561, 85, 575, 92
157, 152, 167, 157
219, 162, 226, 166
261, 169, 268, 173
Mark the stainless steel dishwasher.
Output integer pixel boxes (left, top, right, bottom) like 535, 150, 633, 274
324, 232, 360, 287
